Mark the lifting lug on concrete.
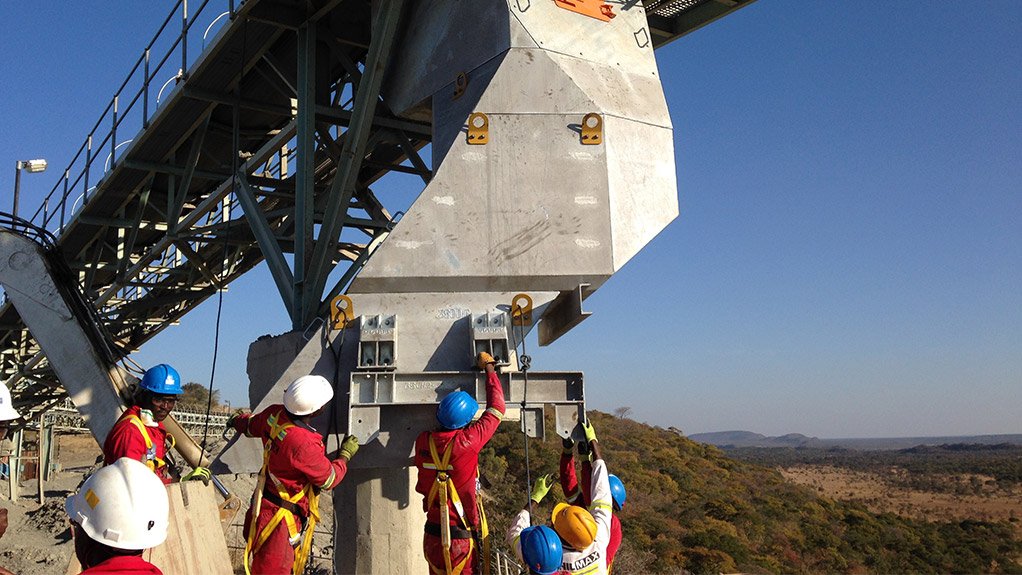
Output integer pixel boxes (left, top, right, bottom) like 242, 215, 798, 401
453, 71, 468, 100
554, 0, 616, 22
581, 113, 603, 145
467, 112, 489, 145
331, 294, 354, 330
511, 293, 533, 326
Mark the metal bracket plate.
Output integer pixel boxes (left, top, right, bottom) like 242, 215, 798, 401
348, 370, 585, 440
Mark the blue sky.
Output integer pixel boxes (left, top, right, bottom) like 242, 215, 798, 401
2, 2, 1019, 438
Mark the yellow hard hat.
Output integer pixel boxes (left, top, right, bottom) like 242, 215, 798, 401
551, 502, 597, 550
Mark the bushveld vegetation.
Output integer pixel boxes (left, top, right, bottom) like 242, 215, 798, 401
479, 411, 1022, 574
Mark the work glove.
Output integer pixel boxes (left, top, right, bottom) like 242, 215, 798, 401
226, 408, 249, 430
531, 474, 554, 504
576, 439, 590, 458
582, 419, 598, 444
339, 435, 360, 461
562, 436, 575, 455
182, 466, 211, 486
476, 351, 496, 370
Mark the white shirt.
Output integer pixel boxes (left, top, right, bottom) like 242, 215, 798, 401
559, 459, 612, 575
505, 459, 611, 575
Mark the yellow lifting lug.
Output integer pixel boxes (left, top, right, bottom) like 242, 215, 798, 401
581, 113, 603, 145
331, 295, 354, 330
511, 293, 533, 326
554, 0, 616, 22
467, 112, 489, 145
453, 72, 468, 100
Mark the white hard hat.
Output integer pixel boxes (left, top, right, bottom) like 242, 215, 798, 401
283, 375, 334, 416
0, 382, 20, 421
65, 458, 169, 550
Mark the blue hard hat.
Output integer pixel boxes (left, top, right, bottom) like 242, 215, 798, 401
436, 390, 478, 430
520, 525, 562, 575
609, 474, 626, 510
140, 364, 183, 395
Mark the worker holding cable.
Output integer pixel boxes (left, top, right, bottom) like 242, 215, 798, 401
103, 364, 210, 485
552, 419, 613, 575
414, 351, 506, 575
559, 434, 626, 571
229, 374, 360, 575
506, 475, 569, 575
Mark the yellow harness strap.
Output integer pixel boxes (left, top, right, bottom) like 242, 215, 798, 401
126, 415, 166, 472
477, 483, 490, 575
243, 413, 320, 575
425, 434, 473, 575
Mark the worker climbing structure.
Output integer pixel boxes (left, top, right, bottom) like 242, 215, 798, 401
0, 1, 756, 573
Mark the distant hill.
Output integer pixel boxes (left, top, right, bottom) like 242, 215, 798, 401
479, 413, 1022, 574
689, 430, 821, 448
689, 430, 1022, 450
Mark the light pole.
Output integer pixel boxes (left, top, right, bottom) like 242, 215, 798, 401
13, 159, 48, 217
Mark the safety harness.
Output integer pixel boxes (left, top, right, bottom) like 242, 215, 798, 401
243, 412, 322, 575
125, 414, 173, 475
424, 434, 491, 575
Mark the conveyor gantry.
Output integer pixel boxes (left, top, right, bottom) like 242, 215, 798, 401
1, 0, 755, 431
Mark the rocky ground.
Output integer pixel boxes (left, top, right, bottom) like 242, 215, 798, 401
0, 432, 334, 575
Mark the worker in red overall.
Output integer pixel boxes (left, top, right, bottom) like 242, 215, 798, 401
415, 351, 506, 575
559, 436, 626, 572
103, 364, 209, 484
230, 374, 360, 575
65, 457, 169, 574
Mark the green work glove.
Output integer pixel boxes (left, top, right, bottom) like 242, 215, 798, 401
182, 466, 211, 486
562, 436, 575, 455
339, 435, 360, 461
531, 474, 554, 504
582, 419, 598, 444
226, 408, 248, 429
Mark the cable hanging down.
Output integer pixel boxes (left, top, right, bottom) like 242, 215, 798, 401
510, 298, 534, 526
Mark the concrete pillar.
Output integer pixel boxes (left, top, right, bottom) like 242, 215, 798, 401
333, 466, 422, 574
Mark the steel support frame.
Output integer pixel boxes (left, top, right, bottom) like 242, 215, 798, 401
348, 369, 586, 444
302, 0, 405, 328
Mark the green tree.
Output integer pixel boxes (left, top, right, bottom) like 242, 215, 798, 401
177, 382, 221, 411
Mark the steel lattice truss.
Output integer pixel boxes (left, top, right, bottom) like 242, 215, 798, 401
0, 0, 755, 426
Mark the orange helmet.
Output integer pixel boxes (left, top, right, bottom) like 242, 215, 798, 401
551, 503, 597, 550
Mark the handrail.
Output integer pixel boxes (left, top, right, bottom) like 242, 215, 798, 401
27, 0, 239, 236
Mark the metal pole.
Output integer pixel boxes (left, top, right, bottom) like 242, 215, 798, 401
8, 429, 21, 502
37, 413, 45, 505
13, 161, 22, 217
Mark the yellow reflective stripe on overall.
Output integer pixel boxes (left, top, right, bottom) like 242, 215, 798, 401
425, 434, 472, 575
126, 415, 164, 472
477, 477, 490, 575
243, 413, 321, 575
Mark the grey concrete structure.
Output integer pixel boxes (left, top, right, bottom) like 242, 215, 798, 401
1, 1, 757, 572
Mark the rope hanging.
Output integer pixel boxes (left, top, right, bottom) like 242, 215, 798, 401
510, 300, 534, 526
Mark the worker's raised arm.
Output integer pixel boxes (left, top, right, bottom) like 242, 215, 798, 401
583, 419, 613, 551
460, 352, 505, 448
227, 408, 253, 437
559, 436, 582, 504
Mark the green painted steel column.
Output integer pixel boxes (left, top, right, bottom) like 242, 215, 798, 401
294, 22, 317, 330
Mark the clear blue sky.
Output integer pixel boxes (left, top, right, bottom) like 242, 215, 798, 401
2, 2, 1019, 439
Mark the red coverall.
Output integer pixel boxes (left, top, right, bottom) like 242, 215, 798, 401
233, 404, 349, 575
103, 405, 173, 484
560, 452, 622, 571
414, 371, 505, 575
79, 555, 163, 574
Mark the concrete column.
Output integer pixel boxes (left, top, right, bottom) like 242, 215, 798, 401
333, 466, 422, 574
